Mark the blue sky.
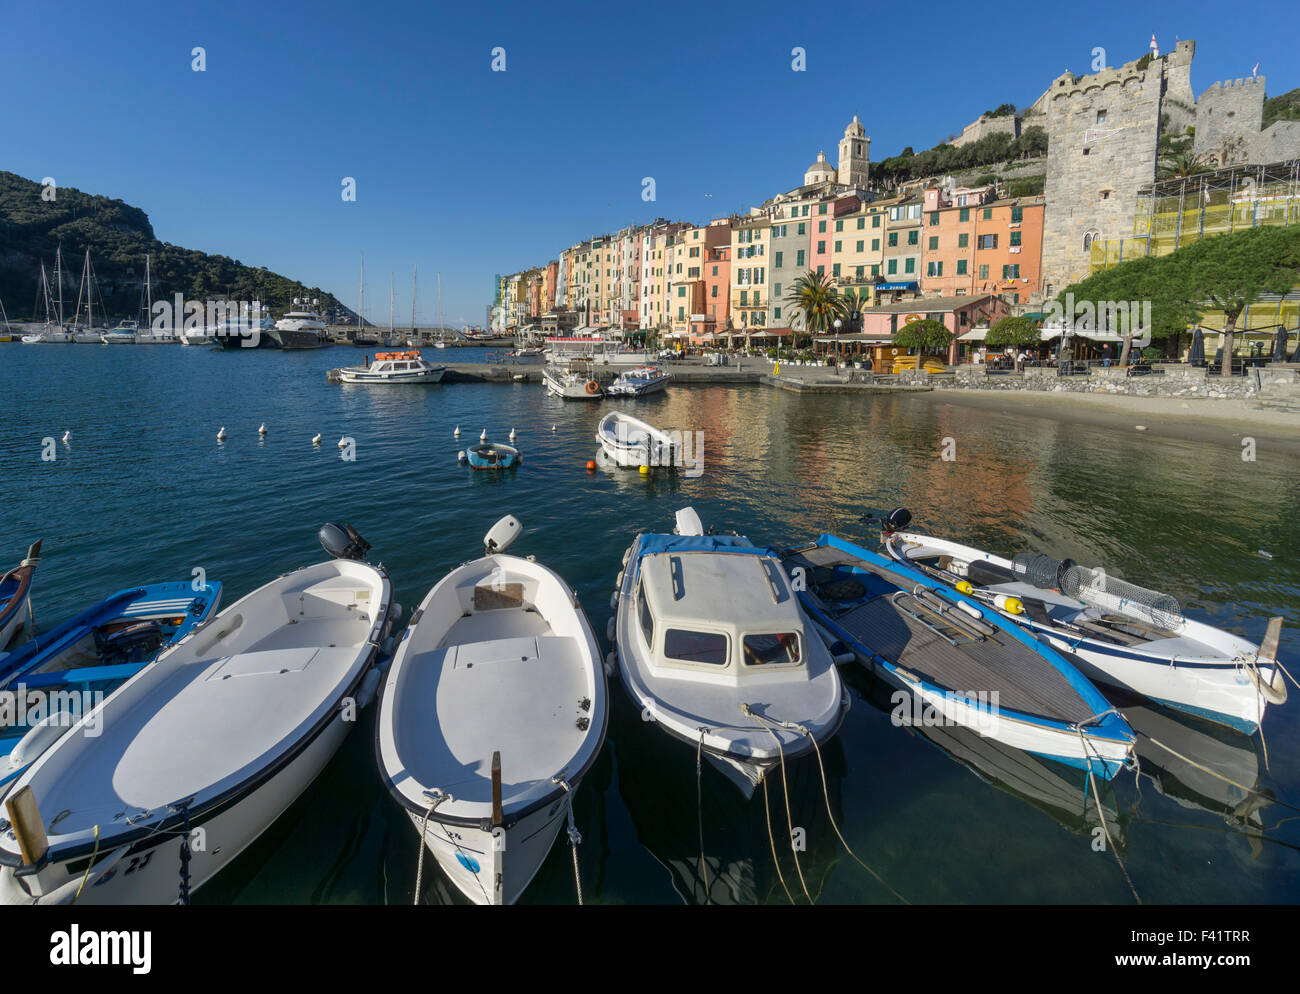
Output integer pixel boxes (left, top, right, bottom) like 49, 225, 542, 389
4, 0, 1296, 326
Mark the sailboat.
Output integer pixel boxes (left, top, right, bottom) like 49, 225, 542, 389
134, 254, 170, 343
21, 259, 73, 343
353, 253, 377, 347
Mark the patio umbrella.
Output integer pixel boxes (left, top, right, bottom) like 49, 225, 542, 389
1272, 326, 1290, 364
1188, 327, 1205, 366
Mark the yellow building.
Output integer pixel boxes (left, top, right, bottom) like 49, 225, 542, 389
730, 215, 771, 330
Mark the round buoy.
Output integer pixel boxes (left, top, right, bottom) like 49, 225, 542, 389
458, 450, 467, 463
454, 425, 461, 437
586, 460, 596, 472
639, 465, 650, 476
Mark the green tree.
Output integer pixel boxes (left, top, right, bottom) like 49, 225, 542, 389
1157, 151, 1211, 180
896, 318, 952, 355
986, 315, 1041, 368
783, 270, 847, 342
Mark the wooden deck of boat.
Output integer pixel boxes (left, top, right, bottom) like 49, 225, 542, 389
787, 546, 1095, 725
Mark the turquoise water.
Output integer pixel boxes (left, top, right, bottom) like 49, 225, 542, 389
1, 343, 1297, 904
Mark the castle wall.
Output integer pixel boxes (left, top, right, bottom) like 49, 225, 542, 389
1194, 76, 1266, 164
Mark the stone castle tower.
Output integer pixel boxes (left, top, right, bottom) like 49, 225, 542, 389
1194, 76, 1265, 164
838, 116, 870, 186
1039, 40, 1197, 298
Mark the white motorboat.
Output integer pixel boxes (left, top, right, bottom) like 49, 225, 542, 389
606, 365, 671, 397
878, 509, 1288, 734
330, 350, 446, 384
20, 329, 73, 344
596, 410, 679, 469
71, 329, 102, 344
101, 321, 137, 344
545, 336, 651, 367
612, 507, 849, 796
376, 516, 607, 905
271, 299, 329, 349
542, 364, 603, 400
0, 524, 394, 904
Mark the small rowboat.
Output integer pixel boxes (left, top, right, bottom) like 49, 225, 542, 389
596, 411, 678, 469
462, 442, 521, 470
0, 542, 40, 650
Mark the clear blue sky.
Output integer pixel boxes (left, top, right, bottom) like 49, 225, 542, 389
4, 0, 1295, 326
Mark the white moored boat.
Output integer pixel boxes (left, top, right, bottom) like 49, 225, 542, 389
596, 410, 679, 469
542, 364, 603, 400
606, 365, 671, 397
878, 509, 1288, 734
377, 516, 607, 905
330, 350, 446, 384
612, 507, 849, 796
0, 524, 394, 904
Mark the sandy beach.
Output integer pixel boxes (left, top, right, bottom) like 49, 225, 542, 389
909, 386, 1300, 455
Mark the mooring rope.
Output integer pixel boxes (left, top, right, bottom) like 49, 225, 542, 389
72, 824, 100, 904
413, 790, 448, 906
695, 728, 711, 905
741, 705, 811, 903
760, 773, 796, 905
551, 775, 584, 906
1076, 728, 1140, 904
1137, 733, 1300, 813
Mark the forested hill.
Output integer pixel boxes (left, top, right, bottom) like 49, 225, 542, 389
0, 171, 352, 322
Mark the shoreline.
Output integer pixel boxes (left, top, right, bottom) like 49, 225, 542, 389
909, 386, 1300, 454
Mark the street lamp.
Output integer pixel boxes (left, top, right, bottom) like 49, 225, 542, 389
833, 318, 842, 366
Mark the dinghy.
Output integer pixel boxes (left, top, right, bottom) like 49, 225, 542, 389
0, 524, 393, 904
596, 410, 679, 469
0, 579, 223, 787
376, 516, 607, 905
781, 532, 1135, 779
460, 442, 522, 470
0, 542, 40, 650
877, 509, 1288, 734
612, 507, 849, 796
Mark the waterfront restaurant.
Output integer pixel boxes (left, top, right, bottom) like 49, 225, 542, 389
847, 293, 1011, 365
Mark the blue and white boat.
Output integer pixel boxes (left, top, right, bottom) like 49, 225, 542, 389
780, 533, 1135, 779
606, 365, 671, 397
0, 542, 41, 651
0, 580, 222, 786
461, 442, 521, 470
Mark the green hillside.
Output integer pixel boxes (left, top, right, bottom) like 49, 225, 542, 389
0, 171, 351, 323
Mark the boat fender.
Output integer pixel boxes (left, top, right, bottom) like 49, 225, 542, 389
354, 667, 383, 710
955, 580, 974, 595
993, 594, 1024, 615
956, 601, 983, 621
9, 712, 76, 772
606, 617, 616, 642
389, 602, 403, 624
1248, 665, 1289, 706
609, 591, 619, 610
604, 651, 618, 677
615, 570, 624, 588
622, 547, 632, 566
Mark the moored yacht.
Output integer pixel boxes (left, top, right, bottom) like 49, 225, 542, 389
606, 365, 671, 397
330, 350, 446, 384
271, 298, 329, 349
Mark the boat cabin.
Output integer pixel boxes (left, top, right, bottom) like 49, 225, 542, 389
370, 350, 427, 371
632, 536, 809, 687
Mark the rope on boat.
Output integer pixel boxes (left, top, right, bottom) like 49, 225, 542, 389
72, 825, 100, 904
759, 774, 796, 905
413, 790, 448, 906
741, 705, 810, 904
1240, 654, 1273, 773
1076, 728, 1140, 905
695, 728, 711, 904
551, 775, 584, 906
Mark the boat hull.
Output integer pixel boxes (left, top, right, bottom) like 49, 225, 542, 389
335, 366, 446, 384
272, 328, 329, 349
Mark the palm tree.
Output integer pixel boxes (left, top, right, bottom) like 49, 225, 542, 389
1157, 151, 1212, 180
783, 270, 847, 350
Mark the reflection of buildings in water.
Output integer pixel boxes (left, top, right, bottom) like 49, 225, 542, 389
1119, 698, 1272, 858
610, 692, 847, 904
847, 665, 1125, 851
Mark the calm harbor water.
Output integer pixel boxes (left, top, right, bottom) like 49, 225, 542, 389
1, 344, 1297, 904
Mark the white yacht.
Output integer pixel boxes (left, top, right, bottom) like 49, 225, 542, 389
271, 298, 329, 349
101, 320, 138, 344
611, 507, 849, 796
330, 350, 446, 384
607, 365, 671, 396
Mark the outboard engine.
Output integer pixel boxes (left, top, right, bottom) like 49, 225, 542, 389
484, 515, 523, 554
319, 522, 372, 561
883, 507, 912, 534
95, 621, 164, 665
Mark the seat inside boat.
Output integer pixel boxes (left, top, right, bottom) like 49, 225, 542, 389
785, 545, 1094, 724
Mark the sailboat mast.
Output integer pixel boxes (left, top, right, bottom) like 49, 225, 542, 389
54, 246, 64, 328
84, 250, 92, 331
437, 272, 444, 340
411, 265, 417, 334
388, 274, 394, 334
358, 252, 364, 332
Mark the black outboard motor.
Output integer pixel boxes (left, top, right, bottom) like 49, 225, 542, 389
319, 522, 371, 561
881, 507, 912, 535
95, 621, 164, 665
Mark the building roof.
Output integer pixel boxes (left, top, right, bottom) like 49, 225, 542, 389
861, 293, 1000, 314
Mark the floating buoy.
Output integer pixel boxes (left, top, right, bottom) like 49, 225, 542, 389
480, 429, 488, 442
312, 433, 322, 445
1258, 550, 1274, 560
552, 425, 557, 432
454, 425, 461, 437
61, 431, 71, 444
955, 580, 974, 595
586, 460, 596, 472
258, 423, 267, 435
639, 465, 650, 476
217, 426, 227, 441
337, 436, 347, 449
457, 450, 468, 464
1135, 425, 1148, 431
509, 428, 516, 441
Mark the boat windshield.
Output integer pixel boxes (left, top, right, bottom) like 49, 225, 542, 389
663, 629, 728, 666
742, 632, 801, 666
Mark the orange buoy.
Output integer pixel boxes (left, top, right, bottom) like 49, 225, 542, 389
586, 460, 596, 471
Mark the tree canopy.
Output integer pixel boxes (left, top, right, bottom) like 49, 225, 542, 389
896, 318, 952, 352
986, 316, 1040, 348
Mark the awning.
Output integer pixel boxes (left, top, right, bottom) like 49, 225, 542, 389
876, 281, 919, 291
813, 334, 892, 343
957, 328, 987, 342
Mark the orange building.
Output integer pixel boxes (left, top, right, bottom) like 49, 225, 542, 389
920, 189, 1045, 307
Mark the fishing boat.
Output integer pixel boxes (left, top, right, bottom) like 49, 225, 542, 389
877, 509, 1287, 734
270, 299, 329, 349
596, 410, 678, 469
460, 442, 521, 470
331, 350, 446, 384
606, 365, 671, 397
376, 515, 607, 905
0, 579, 223, 787
781, 530, 1136, 778
612, 507, 849, 796
0, 542, 41, 650
542, 364, 602, 399
0, 525, 393, 904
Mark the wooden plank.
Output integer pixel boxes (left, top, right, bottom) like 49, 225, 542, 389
6, 785, 47, 866
490, 750, 503, 826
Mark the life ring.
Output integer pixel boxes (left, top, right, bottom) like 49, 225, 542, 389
891, 348, 899, 356
585, 380, 600, 394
